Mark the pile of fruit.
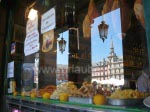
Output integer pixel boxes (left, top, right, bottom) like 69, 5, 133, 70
50, 81, 77, 99
109, 89, 144, 99
18, 85, 56, 99
70, 82, 95, 97
12, 81, 108, 105
39, 85, 56, 96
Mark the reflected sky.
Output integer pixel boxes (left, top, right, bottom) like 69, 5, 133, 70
57, 9, 123, 65
91, 8, 123, 63
57, 30, 69, 65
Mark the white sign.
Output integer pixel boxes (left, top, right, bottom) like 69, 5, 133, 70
7, 61, 14, 78
24, 30, 39, 56
41, 8, 56, 34
26, 17, 38, 34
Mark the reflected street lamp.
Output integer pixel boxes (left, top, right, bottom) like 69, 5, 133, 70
98, 21, 109, 42
58, 37, 66, 54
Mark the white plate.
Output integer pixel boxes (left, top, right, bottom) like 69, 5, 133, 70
143, 96, 150, 108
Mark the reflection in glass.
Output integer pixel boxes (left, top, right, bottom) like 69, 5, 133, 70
58, 36, 66, 54
34, 53, 39, 89
21, 63, 34, 91
91, 9, 124, 86
98, 21, 109, 42
56, 31, 69, 85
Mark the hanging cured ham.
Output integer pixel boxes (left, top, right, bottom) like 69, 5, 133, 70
102, 0, 131, 37
102, 0, 113, 15
83, 0, 99, 39
111, 0, 119, 10
120, 0, 131, 34
134, 0, 145, 28
87, 0, 99, 24
83, 15, 91, 39
111, 0, 131, 35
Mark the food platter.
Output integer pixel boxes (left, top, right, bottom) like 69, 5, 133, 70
107, 97, 144, 106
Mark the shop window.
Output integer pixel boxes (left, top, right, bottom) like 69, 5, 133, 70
7, 0, 149, 95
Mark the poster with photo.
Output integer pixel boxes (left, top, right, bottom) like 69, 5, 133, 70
42, 30, 54, 53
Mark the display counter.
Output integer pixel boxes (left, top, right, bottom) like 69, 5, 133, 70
6, 95, 149, 112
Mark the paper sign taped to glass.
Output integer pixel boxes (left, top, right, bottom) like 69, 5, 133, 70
24, 30, 39, 56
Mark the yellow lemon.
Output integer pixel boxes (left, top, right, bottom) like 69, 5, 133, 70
30, 92, 37, 98
59, 93, 68, 102
13, 91, 17, 96
42, 92, 51, 100
93, 94, 106, 105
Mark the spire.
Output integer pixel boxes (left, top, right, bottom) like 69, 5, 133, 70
110, 37, 114, 54
108, 37, 115, 62
110, 37, 114, 49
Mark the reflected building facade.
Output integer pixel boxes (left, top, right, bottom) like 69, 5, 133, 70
56, 64, 68, 84
92, 39, 124, 82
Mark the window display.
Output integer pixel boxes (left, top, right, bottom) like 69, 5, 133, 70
6, 0, 150, 111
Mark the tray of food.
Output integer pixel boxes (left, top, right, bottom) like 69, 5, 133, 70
107, 89, 144, 106
107, 97, 143, 106
69, 96, 93, 104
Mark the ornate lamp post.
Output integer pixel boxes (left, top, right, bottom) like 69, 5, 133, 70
98, 21, 109, 42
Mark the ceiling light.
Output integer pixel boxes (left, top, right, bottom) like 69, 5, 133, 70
28, 8, 38, 20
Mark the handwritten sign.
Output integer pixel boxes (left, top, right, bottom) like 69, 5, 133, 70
24, 30, 39, 56
41, 8, 56, 34
26, 17, 38, 34
7, 61, 14, 78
